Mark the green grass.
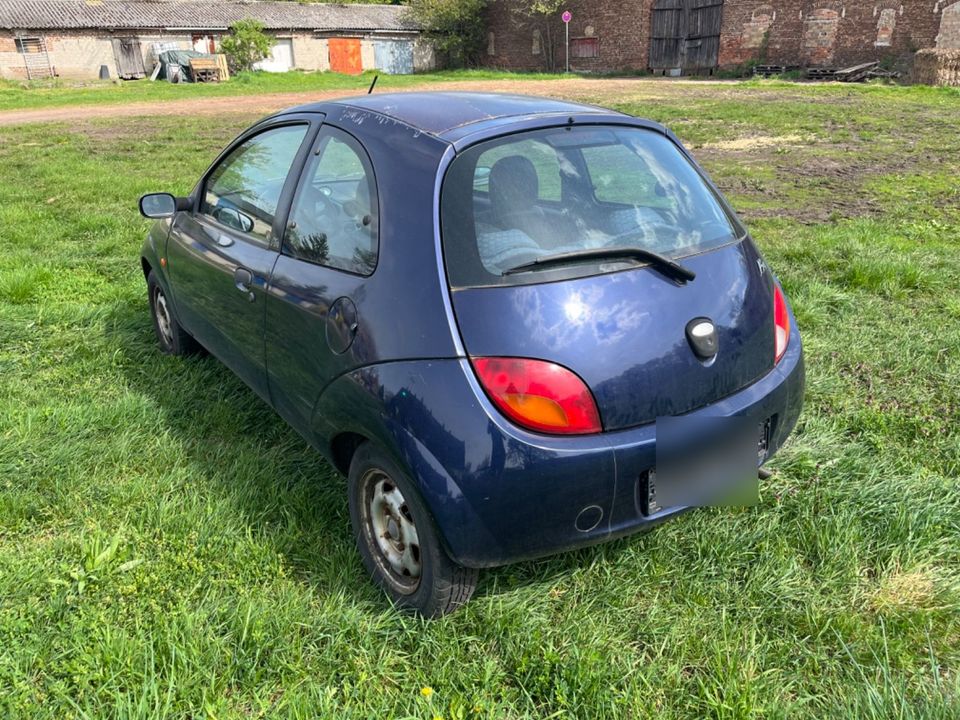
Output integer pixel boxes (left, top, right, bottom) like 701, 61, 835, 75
1, 80, 959, 718
0, 69, 566, 112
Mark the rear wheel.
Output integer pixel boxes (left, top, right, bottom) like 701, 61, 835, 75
348, 442, 478, 617
147, 270, 198, 356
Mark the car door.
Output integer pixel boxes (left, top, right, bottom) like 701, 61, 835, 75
166, 119, 314, 401
265, 125, 380, 437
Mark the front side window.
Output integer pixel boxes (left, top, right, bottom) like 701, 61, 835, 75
283, 128, 379, 275
440, 126, 740, 287
201, 124, 308, 244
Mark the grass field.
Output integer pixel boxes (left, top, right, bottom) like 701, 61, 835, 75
1, 79, 959, 718
0, 69, 564, 112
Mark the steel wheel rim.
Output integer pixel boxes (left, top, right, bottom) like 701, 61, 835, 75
363, 469, 421, 594
154, 288, 174, 347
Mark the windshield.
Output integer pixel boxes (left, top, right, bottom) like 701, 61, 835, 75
440, 125, 741, 288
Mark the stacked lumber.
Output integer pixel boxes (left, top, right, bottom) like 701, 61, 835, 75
215, 54, 230, 82
913, 49, 960, 87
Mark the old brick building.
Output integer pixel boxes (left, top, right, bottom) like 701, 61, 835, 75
484, 0, 960, 74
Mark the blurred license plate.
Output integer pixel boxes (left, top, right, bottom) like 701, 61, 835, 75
649, 416, 764, 510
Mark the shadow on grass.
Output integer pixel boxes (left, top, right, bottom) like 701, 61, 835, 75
106, 298, 641, 611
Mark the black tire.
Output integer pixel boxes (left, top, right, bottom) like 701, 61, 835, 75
348, 442, 478, 617
147, 270, 198, 356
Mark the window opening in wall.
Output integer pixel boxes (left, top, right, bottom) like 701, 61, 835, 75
15, 36, 42, 53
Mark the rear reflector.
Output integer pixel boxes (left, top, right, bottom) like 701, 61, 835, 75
774, 284, 790, 363
471, 357, 602, 435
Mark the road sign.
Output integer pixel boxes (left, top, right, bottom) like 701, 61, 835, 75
562, 11, 572, 72
562, 10, 572, 23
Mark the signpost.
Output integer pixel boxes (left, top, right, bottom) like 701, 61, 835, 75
562, 10, 572, 73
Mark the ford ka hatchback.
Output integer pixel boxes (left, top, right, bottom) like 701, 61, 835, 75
138, 93, 804, 616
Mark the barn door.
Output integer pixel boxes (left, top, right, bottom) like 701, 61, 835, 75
329, 38, 363, 75
685, 0, 723, 71
650, 0, 684, 69
650, 0, 723, 72
373, 40, 414, 74
112, 37, 145, 79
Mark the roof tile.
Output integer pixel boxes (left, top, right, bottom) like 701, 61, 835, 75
0, 1, 418, 32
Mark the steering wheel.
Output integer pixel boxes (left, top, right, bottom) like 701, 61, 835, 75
308, 185, 341, 217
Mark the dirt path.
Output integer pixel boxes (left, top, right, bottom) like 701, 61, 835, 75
0, 77, 739, 126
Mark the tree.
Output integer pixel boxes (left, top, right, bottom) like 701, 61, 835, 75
406, 0, 487, 67
511, 0, 564, 71
221, 20, 274, 72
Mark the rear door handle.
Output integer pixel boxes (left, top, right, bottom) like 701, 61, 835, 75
234, 267, 255, 302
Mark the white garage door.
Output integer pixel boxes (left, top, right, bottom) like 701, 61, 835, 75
255, 39, 294, 72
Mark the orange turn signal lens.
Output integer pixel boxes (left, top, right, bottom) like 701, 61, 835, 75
471, 357, 602, 435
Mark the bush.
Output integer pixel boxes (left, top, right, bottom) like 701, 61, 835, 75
221, 20, 274, 72
406, 0, 487, 67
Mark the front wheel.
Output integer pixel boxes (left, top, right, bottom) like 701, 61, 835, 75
147, 270, 198, 356
348, 443, 478, 617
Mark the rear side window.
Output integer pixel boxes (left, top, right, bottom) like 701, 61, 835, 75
581, 144, 664, 206
201, 124, 308, 244
441, 126, 740, 288
283, 127, 379, 275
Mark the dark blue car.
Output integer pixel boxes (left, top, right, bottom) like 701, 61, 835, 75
139, 92, 804, 616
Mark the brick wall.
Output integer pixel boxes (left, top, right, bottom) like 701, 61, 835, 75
292, 33, 330, 71
719, 1, 956, 69
483, 0, 655, 73
485, 0, 960, 73
0, 30, 25, 79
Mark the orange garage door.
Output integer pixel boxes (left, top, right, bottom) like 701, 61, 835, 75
329, 38, 363, 75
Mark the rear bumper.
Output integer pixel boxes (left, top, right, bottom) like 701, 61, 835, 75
321, 333, 804, 570
427, 334, 804, 568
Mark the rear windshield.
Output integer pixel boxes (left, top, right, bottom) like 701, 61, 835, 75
440, 126, 741, 288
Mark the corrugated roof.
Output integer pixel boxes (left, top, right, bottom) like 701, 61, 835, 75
0, 1, 418, 32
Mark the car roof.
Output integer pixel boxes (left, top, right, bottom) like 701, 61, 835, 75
279, 91, 623, 139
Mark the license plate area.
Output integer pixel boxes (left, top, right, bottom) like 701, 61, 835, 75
639, 418, 771, 516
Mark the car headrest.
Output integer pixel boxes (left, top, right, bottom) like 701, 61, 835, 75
489, 155, 539, 220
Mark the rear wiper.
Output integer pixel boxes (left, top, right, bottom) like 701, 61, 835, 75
503, 247, 696, 282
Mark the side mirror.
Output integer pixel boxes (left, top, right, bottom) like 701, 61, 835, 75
140, 193, 177, 219
139, 193, 191, 219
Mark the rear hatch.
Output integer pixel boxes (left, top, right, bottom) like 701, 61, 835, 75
450, 241, 773, 430
440, 123, 775, 431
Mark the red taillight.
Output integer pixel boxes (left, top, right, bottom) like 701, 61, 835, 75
471, 357, 602, 435
774, 284, 791, 363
